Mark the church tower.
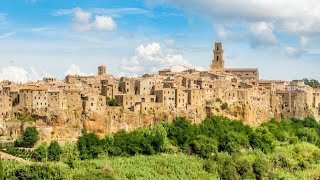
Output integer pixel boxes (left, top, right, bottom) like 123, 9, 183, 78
210, 42, 224, 71
98, 65, 107, 75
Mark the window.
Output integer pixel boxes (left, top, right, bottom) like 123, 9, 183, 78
217, 56, 219, 61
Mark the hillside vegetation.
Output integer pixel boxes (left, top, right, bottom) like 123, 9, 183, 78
2, 116, 320, 179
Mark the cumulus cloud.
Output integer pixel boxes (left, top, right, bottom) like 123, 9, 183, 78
65, 64, 87, 75
93, 15, 116, 31
55, 8, 117, 32
249, 22, 278, 48
120, 43, 203, 75
72, 8, 116, 32
146, 0, 320, 50
0, 66, 41, 82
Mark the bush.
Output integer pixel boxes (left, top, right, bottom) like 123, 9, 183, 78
61, 141, 79, 167
107, 98, 119, 106
253, 157, 269, 180
216, 153, 237, 180
168, 117, 198, 147
219, 132, 248, 154
77, 129, 102, 160
221, 103, 228, 110
189, 135, 218, 159
235, 156, 255, 179
48, 141, 62, 161
72, 169, 116, 180
249, 127, 274, 153
32, 144, 47, 162
10, 164, 64, 180
21, 126, 39, 148
203, 159, 217, 173
297, 128, 318, 144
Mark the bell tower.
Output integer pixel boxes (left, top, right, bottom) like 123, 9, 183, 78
98, 65, 106, 75
210, 42, 224, 71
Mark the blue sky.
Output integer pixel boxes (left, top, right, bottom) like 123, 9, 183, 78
0, 0, 319, 82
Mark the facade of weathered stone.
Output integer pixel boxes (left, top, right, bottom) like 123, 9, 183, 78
0, 42, 319, 141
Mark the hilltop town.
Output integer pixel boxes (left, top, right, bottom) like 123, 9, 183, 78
0, 43, 319, 141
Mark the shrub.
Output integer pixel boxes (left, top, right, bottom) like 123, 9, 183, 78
203, 159, 217, 173
220, 103, 228, 110
72, 169, 117, 180
253, 157, 269, 180
11, 164, 64, 180
249, 127, 274, 153
235, 156, 255, 179
216, 153, 237, 180
77, 129, 102, 160
61, 141, 79, 166
297, 128, 318, 144
22, 126, 39, 148
189, 135, 218, 159
168, 117, 197, 147
48, 141, 62, 161
215, 98, 222, 103
219, 132, 248, 154
32, 144, 47, 162
107, 98, 119, 106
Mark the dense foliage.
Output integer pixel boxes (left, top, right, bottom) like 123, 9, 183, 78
3, 116, 320, 179
303, 78, 320, 88
48, 141, 63, 161
15, 126, 39, 148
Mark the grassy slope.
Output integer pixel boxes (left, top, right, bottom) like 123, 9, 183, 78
4, 154, 218, 180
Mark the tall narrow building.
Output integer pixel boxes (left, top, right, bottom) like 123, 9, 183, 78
210, 42, 224, 71
98, 65, 107, 75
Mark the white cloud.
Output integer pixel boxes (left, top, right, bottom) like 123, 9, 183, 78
53, 8, 117, 32
147, 0, 320, 37
120, 43, 203, 75
0, 66, 41, 83
93, 15, 116, 31
65, 64, 87, 76
249, 22, 278, 48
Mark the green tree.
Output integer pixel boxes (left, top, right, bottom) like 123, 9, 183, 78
219, 132, 248, 154
77, 129, 102, 160
48, 141, 62, 161
189, 135, 218, 159
32, 144, 47, 162
253, 157, 269, 180
216, 153, 237, 180
168, 117, 198, 147
297, 127, 318, 145
22, 126, 39, 148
